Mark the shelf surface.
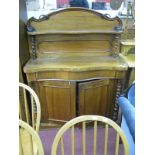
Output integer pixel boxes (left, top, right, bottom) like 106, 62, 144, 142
28, 30, 123, 35
24, 55, 128, 73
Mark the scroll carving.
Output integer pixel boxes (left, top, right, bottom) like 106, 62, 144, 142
27, 15, 49, 32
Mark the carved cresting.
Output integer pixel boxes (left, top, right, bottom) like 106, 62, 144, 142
113, 34, 120, 57
113, 79, 122, 121
31, 36, 37, 59
26, 7, 123, 33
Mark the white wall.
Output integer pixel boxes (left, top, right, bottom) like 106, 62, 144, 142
39, 0, 57, 9
26, 0, 40, 11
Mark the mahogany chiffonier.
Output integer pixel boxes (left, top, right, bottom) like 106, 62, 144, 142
23, 7, 128, 128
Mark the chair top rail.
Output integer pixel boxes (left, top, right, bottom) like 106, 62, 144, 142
51, 115, 129, 155
19, 119, 44, 155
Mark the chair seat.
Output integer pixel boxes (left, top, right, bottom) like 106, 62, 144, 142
20, 128, 39, 155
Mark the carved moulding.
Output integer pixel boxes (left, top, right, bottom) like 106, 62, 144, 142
113, 79, 122, 122
112, 34, 121, 57
31, 36, 37, 59
27, 15, 49, 32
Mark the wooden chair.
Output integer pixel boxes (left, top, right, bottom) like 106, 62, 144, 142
19, 82, 41, 132
19, 119, 44, 155
51, 115, 129, 155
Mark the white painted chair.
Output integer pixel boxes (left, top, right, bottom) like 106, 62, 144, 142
19, 119, 44, 155
51, 115, 129, 155
19, 82, 41, 132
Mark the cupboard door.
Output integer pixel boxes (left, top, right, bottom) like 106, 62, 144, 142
78, 79, 116, 118
38, 80, 76, 125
